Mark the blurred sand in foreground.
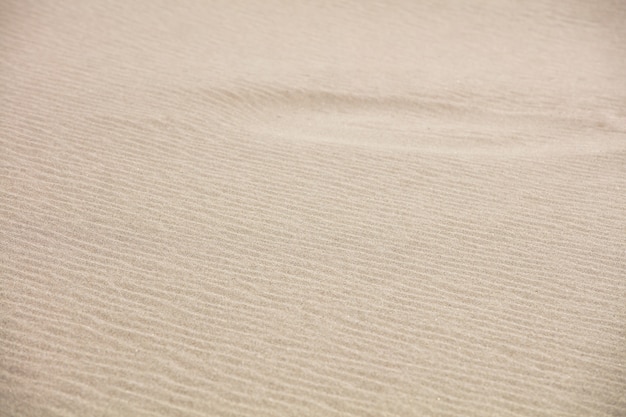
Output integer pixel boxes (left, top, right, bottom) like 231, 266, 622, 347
1, 1, 625, 416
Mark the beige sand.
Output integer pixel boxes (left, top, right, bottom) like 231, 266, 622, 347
1, 1, 625, 416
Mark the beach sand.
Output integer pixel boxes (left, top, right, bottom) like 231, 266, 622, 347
1, 1, 625, 415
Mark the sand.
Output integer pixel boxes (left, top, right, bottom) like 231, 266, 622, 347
1, 1, 625, 416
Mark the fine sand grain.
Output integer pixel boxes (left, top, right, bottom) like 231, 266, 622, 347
1, 1, 626, 416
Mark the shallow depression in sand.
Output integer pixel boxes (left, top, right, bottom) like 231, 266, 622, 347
238, 89, 624, 156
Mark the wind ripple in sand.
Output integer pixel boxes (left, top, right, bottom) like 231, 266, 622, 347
2, 1, 626, 416
2, 85, 626, 415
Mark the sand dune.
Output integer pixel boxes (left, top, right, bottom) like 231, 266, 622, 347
1, 1, 625, 416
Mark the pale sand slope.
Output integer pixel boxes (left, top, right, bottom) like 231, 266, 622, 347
1, 1, 626, 416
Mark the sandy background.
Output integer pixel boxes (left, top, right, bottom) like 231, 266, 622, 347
1, 1, 626, 416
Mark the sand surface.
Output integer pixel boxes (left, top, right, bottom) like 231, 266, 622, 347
1, 1, 626, 416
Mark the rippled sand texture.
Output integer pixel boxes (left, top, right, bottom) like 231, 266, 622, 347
2, 1, 626, 416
